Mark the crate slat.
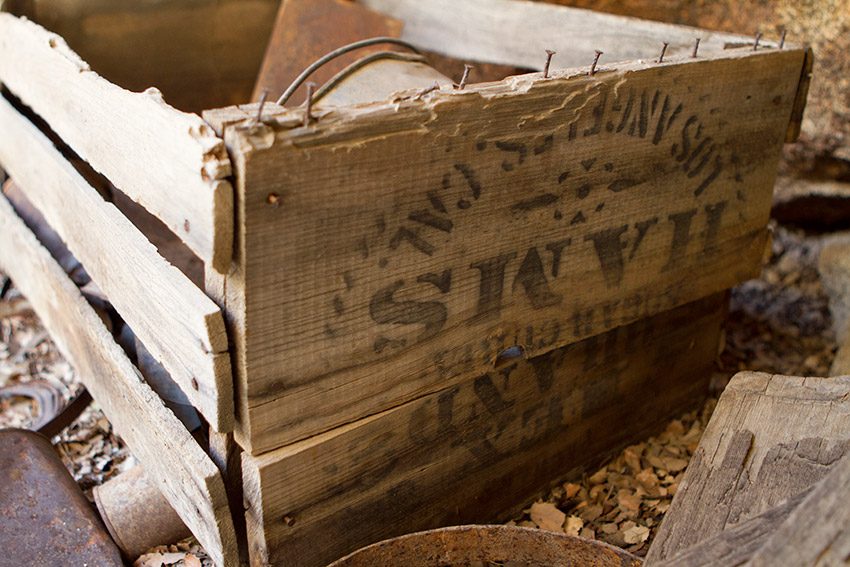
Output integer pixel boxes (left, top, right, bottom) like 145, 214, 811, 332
0, 95, 233, 432
0, 193, 237, 567
214, 46, 807, 454
0, 13, 234, 272
242, 292, 725, 567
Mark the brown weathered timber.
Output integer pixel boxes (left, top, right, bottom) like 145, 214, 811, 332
745, 453, 850, 567
0, 13, 234, 272
241, 293, 724, 567
209, 45, 807, 454
0, 95, 233, 432
0, 193, 238, 567
646, 372, 850, 565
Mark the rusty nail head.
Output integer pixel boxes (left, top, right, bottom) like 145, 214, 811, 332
254, 88, 269, 125
658, 42, 669, 63
304, 82, 316, 127
589, 50, 603, 76
459, 64, 474, 90
543, 49, 556, 78
692, 38, 701, 58
753, 32, 762, 50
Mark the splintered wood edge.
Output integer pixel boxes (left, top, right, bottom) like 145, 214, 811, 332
0, 193, 238, 567
0, 13, 234, 272
0, 95, 234, 432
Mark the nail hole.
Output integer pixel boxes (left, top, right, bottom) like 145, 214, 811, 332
184, 219, 190, 232
191, 378, 199, 391
495, 346, 526, 368
283, 514, 296, 527
266, 193, 281, 208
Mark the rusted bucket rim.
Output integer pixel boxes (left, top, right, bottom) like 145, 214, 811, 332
327, 524, 642, 567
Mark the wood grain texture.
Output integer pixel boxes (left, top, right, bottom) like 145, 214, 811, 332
745, 454, 850, 567
213, 46, 806, 454
358, 0, 762, 70
646, 372, 850, 565
0, 193, 238, 567
0, 95, 233, 432
650, 488, 811, 567
7, 0, 278, 114
242, 293, 724, 567
0, 13, 234, 271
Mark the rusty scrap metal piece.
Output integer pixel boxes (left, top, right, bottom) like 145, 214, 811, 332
327, 525, 642, 567
0, 429, 123, 567
0, 380, 92, 437
94, 464, 191, 560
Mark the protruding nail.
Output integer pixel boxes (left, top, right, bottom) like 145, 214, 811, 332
779, 30, 787, 49
658, 42, 669, 63
459, 64, 474, 90
254, 88, 269, 126
303, 82, 315, 127
414, 81, 440, 101
543, 49, 556, 79
753, 32, 762, 51
589, 50, 603, 76
692, 38, 701, 58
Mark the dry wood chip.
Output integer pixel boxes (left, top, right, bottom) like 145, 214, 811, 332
563, 482, 582, 498
565, 516, 583, 537
601, 522, 619, 535
529, 501, 566, 532
623, 524, 650, 544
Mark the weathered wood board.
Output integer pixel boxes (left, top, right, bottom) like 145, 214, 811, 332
241, 293, 725, 567
0, 193, 238, 567
208, 46, 808, 454
646, 372, 850, 565
0, 95, 234, 432
0, 13, 234, 272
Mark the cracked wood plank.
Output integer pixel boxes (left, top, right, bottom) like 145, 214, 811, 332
207, 45, 807, 454
0, 193, 237, 567
646, 372, 850, 565
0, 95, 233, 432
0, 13, 234, 271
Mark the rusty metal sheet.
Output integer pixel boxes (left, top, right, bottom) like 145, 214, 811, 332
252, 0, 403, 105
328, 525, 642, 567
0, 429, 123, 567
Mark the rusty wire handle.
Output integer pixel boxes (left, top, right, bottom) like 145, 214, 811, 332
275, 37, 422, 107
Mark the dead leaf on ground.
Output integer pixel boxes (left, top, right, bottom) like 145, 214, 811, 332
529, 501, 566, 532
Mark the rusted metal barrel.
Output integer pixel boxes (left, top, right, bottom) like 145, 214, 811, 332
93, 464, 191, 560
327, 525, 642, 567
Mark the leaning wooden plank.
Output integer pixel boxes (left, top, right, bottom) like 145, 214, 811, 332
242, 293, 725, 567
745, 453, 850, 567
0, 13, 234, 271
0, 95, 233, 432
650, 488, 810, 567
359, 0, 759, 71
646, 372, 850, 565
0, 194, 237, 567
214, 45, 807, 453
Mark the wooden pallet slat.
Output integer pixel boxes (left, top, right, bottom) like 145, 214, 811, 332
0, 193, 237, 567
0, 13, 234, 272
0, 95, 233, 432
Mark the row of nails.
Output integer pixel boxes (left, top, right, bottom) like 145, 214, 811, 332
254, 29, 788, 126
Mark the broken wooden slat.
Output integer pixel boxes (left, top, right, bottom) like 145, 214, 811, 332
0, 95, 233, 432
745, 453, 850, 567
0, 193, 238, 567
359, 0, 756, 70
212, 46, 807, 454
0, 13, 234, 272
650, 488, 811, 567
241, 293, 725, 567
646, 372, 850, 564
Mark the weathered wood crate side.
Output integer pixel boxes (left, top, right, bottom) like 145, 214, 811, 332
0, 192, 239, 567
241, 293, 726, 567
216, 46, 808, 454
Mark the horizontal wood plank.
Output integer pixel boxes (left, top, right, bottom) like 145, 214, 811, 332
0, 193, 237, 567
219, 46, 806, 453
0, 95, 233, 431
359, 0, 762, 71
646, 372, 850, 564
0, 13, 234, 271
242, 294, 724, 567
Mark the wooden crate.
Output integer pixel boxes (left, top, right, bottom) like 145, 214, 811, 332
0, 1, 811, 566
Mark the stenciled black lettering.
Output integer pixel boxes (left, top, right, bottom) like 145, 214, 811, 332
454, 163, 482, 200
630, 217, 658, 260
494, 140, 528, 171
662, 208, 698, 272
473, 374, 515, 433
408, 387, 459, 445
693, 155, 724, 197
533, 134, 554, 155
584, 225, 629, 288
583, 86, 608, 137
469, 253, 516, 322
408, 210, 453, 232
512, 247, 563, 309
545, 238, 572, 278
389, 226, 435, 256
369, 279, 448, 341
702, 201, 728, 256
417, 269, 452, 293
672, 115, 699, 162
